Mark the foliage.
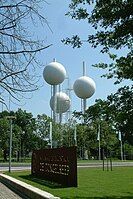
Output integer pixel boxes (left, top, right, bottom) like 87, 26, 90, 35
0, 109, 49, 161
62, 0, 133, 157
15, 109, 36, 155
36, 114, 51, 141
73, 86, 133, 159
0, 103, 132, 161
63, 0, 133, 83
107, 86, 133, 145
0, 117, 9, 160
73, 109, 118, 158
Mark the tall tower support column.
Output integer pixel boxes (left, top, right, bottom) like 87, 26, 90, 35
83, 61, 87, 115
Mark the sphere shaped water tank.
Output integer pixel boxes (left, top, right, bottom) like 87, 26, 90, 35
73, 76, 96, 99
50, 92, 71, 113
43, 61, 66, 85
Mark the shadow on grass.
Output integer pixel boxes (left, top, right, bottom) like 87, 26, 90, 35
18, 174, 66, 189
17, 175, 133, 199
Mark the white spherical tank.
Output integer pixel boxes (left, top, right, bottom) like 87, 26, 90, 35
43, 61, 66, 85
73, 76, 96, 99
50, 92, 71, 113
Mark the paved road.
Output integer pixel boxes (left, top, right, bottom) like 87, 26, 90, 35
0, 166, 30, 172
0, 161, 133, 172
0, 182, 26, 199
78, 161, 133, 168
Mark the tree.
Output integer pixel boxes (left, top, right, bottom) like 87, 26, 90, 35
36, 114, 52, 145
12, 124, 21, 161
107, 86, 133, 145
0, 0, 52, 106
15, 109, 36, 156
63, 0, 133, 154
63, 0, 133, 83
73, 92, 131, 159
0, 109, 49, 161
0, 117, 9, 161
0, 110, 21, 161
89, 91, 133, 146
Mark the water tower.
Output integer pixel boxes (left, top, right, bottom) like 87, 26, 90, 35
50, 92, 71, 114
43, 60, 66, 122
50, 91, 71, 123
73, 62, 96, 114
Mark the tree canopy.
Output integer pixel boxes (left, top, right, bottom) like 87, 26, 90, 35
0, 109, 48, 161
63, 0, 133, 83
63, 0, 133, 150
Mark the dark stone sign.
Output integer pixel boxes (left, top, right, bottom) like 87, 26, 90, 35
31, 146, 77, 187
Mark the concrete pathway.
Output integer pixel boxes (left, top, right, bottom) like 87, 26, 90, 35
0, 174, 60, 199
0, 182, 26, 199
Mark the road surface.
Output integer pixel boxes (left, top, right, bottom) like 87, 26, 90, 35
0, 166, 30, 172
0, 161, 133, 172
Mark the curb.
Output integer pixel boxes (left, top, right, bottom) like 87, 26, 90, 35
0, 174, 60, 199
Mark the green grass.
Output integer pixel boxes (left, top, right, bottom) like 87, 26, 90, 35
77, 159, 133, 163
5, 167, 133, 199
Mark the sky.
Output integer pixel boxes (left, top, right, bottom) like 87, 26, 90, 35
1, 0, 130, 118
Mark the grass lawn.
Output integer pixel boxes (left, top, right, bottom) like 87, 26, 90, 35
5, 167, 133, 199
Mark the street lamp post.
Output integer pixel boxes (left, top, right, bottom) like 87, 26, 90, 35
49, 122, 52, 148
9, 118, 13, 172
6, 116, 16, 172
119, 131, 123, 161
74, 124, 77, 146
97, 124, 101, 161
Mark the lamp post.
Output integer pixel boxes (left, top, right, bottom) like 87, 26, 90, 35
97, 124, 101, 160
118, 131, 123, 161
49, 122, 52, 148
74, 122, 77, 146
6, 116, 16, 172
